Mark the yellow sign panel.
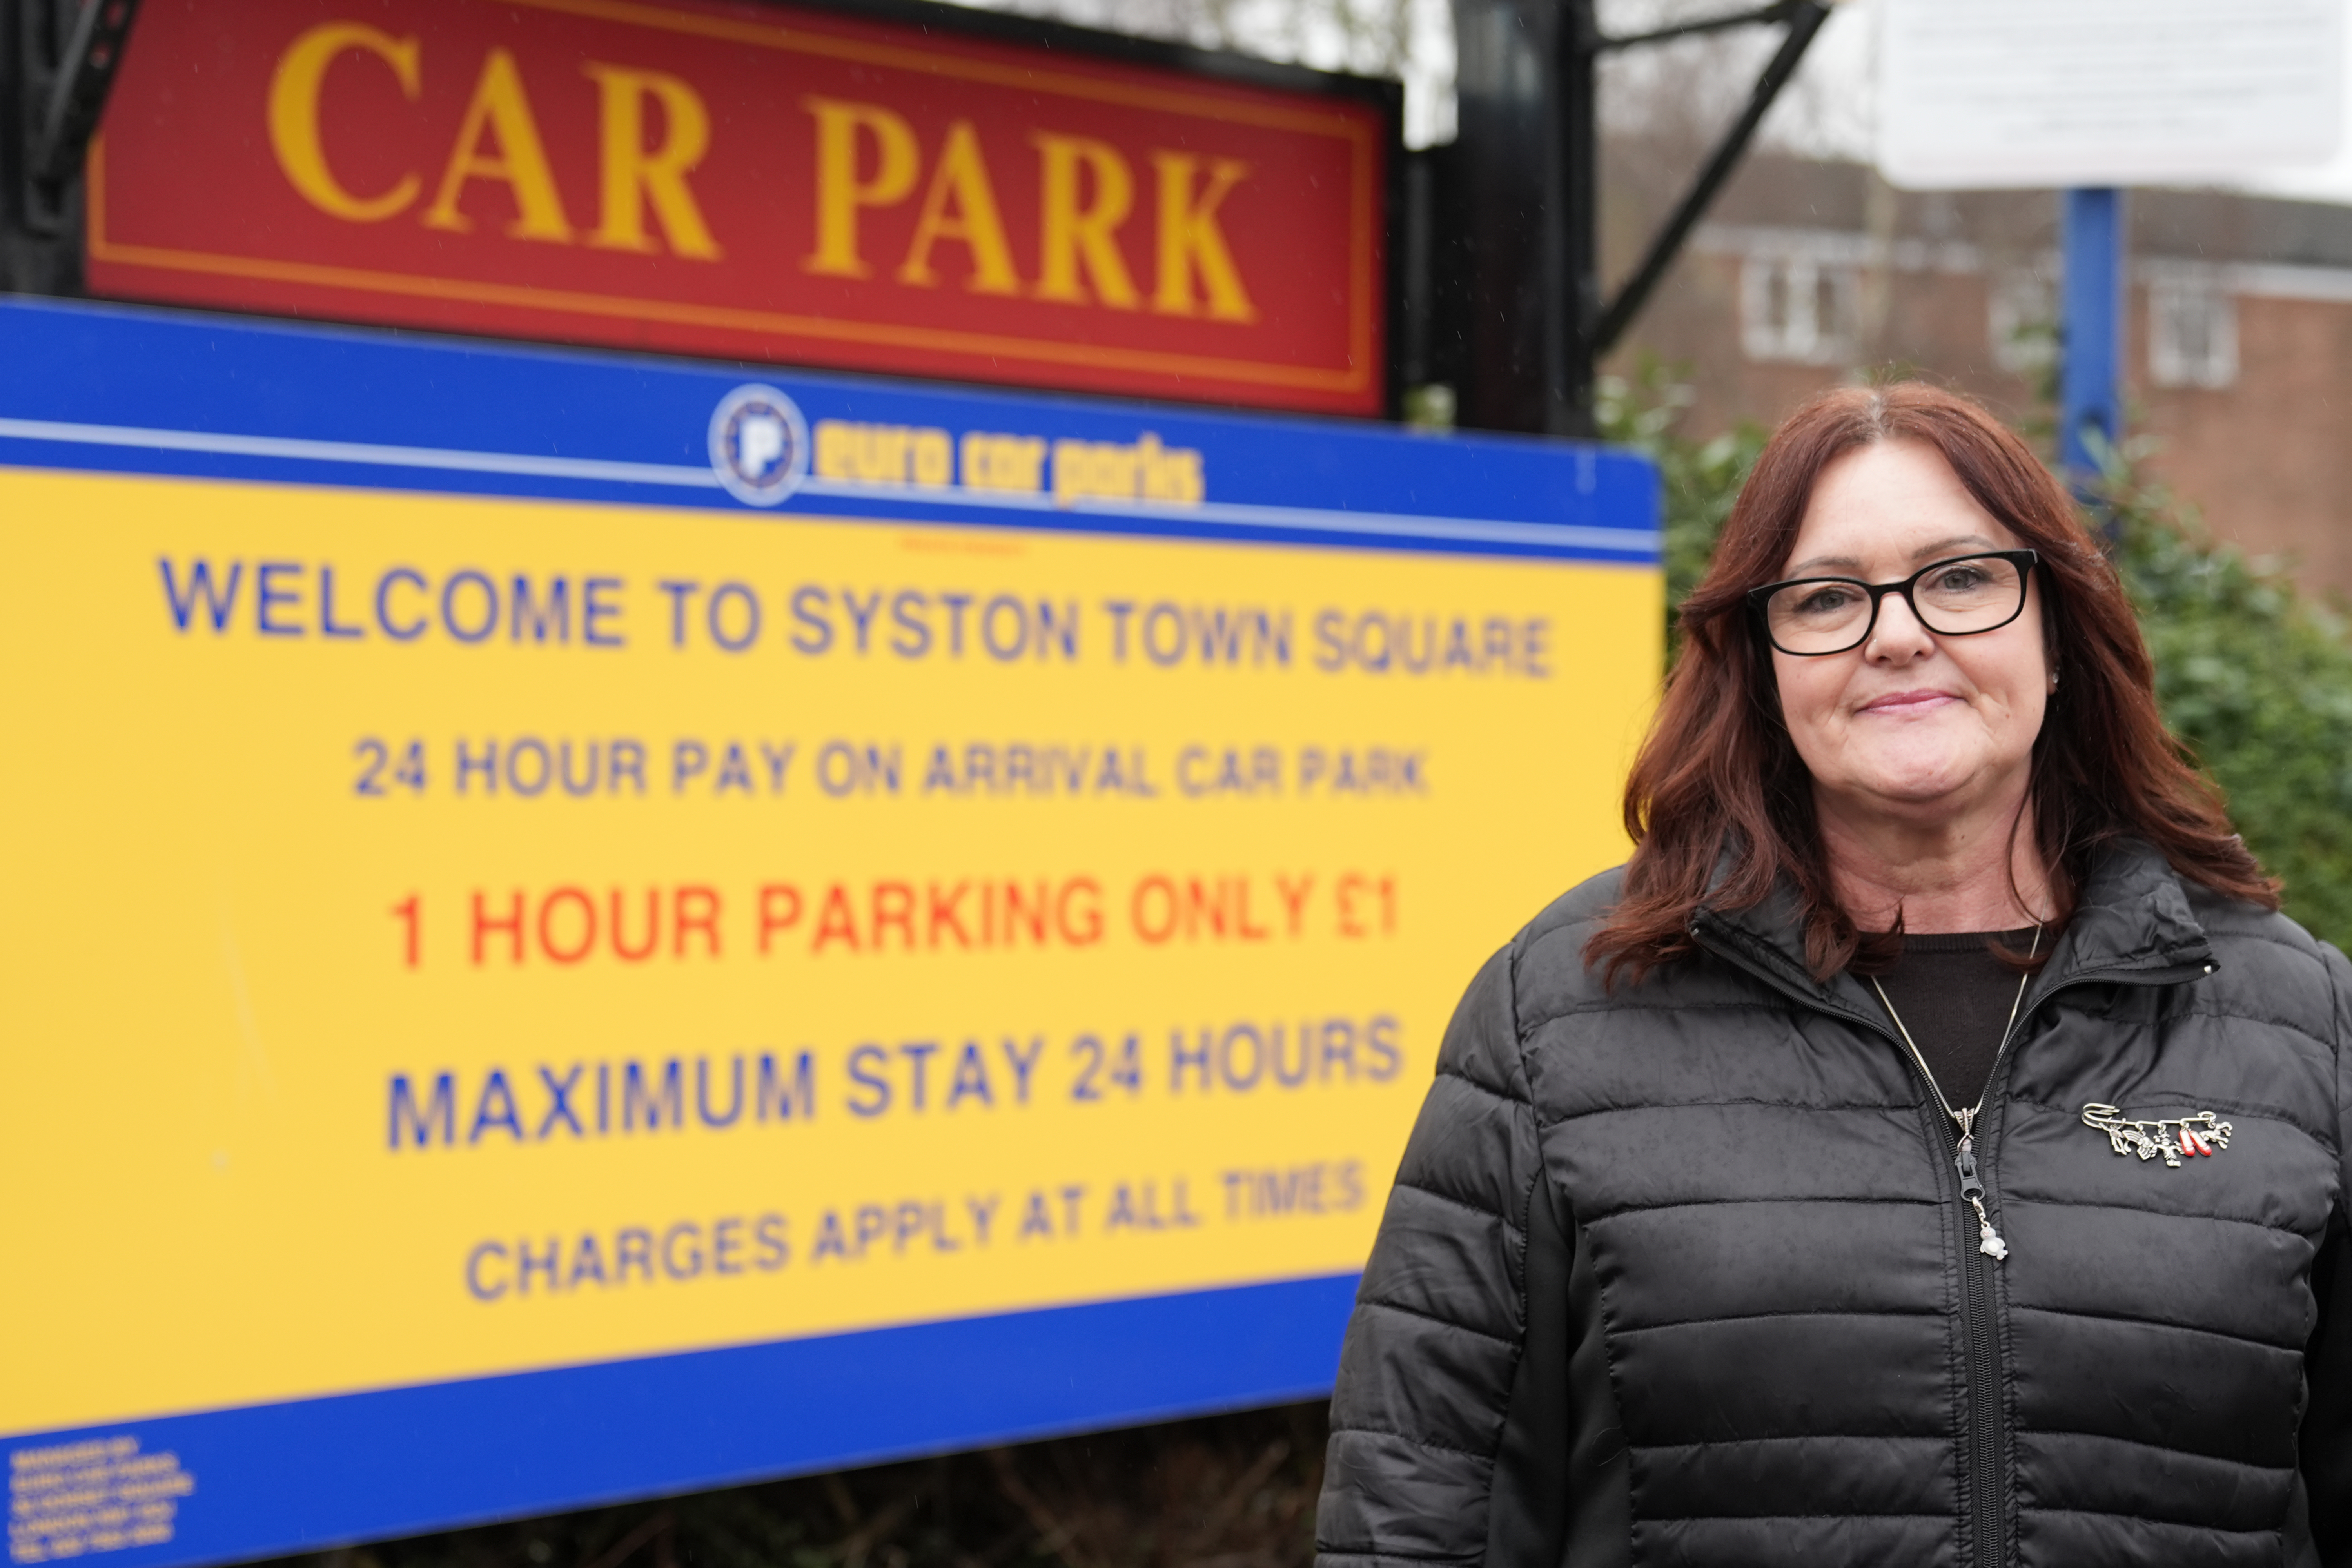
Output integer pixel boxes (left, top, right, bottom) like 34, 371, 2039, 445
4, 466, 1645, 1415
0, 301, 1657, 1568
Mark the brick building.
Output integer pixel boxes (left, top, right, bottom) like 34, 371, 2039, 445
1604, 150, 2352, 593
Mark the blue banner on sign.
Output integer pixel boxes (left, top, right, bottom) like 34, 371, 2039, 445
0, 298, 1657, 562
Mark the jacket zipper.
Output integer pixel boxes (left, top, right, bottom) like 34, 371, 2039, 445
1875, 972, 2022, 1262
1884, 1046, 2011, 1568
1957, 1142, 2003, 1568
1926, 955, 2213, 1568
1686, 914, 2214, 1568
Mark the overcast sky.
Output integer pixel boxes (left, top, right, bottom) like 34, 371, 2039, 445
1770, 0, 2352, 207
961, 0, 2352, 204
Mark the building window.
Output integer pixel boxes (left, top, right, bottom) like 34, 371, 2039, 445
1988, 270, 2057, 377
2148, 271, 2238, 389
1739, 253, 1857, 365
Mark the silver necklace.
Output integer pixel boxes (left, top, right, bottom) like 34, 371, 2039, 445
1869, 923, 2041, 1263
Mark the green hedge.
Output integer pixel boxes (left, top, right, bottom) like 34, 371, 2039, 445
2109, 462, 2352, 943
1597, 371, 2352, 949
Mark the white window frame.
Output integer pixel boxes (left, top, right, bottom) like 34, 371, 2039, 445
1988, 267, 2059, 377
1739, 250, 1859, 365
2146, 265, 2239, 390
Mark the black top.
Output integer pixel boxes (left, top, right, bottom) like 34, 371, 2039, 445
1870, 930, 2037, 1113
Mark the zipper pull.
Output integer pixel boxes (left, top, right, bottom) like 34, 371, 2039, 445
1954, 1135, 2010, 1262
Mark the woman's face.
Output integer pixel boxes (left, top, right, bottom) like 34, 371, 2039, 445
1769, 439, 2050, 824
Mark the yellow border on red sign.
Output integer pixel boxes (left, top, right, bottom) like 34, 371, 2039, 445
86, 1, 1382, 401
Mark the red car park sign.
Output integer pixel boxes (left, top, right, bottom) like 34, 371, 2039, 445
87, 0, 1390, 416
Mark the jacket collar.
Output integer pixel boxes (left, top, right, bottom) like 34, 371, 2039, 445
1689, 837, 2216, 1031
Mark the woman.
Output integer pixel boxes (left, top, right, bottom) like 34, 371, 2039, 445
1316, 384, 2352, 1568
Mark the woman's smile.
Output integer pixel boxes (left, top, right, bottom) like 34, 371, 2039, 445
1855, 686, 1963, 718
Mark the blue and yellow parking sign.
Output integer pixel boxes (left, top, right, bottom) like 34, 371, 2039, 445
0, 298, 1659, 1568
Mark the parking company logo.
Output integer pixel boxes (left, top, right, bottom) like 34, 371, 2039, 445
709, 385, 809, 506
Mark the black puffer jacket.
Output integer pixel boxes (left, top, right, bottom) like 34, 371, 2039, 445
1318, 840, 2352, 1568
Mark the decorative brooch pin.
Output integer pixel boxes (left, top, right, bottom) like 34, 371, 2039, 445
2081, 1103, 2233, 1167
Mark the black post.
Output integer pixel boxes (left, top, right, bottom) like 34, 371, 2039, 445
1447, 0, 1591, 436
5, 0, 108, 289
1557, 0, 1599, 437
1441, 0, 1828, 441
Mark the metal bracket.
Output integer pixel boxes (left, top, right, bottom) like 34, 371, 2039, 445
1599, 0, 1804, 53
1584, 0, 1830, 362
32, 0, 138, 182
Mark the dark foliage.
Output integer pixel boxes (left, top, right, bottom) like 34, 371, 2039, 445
2101, 453, 2352, 944
272, 1405, 1329, 1568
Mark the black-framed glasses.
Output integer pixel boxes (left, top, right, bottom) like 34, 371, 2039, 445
1747, 550, 2040, 656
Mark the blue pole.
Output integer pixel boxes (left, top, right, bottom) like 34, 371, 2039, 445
2059, 187, 2124, 484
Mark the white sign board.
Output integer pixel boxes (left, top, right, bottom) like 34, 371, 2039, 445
1878, 0, 2345, 189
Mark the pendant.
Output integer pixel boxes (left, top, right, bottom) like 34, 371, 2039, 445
2081, 1103, 2233, 1168
1953, 1136, 2009, 1261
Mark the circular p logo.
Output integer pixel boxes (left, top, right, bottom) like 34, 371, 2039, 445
708, 385, 809, 507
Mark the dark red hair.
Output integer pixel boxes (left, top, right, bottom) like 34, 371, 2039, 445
1588, 383, 2275, 983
